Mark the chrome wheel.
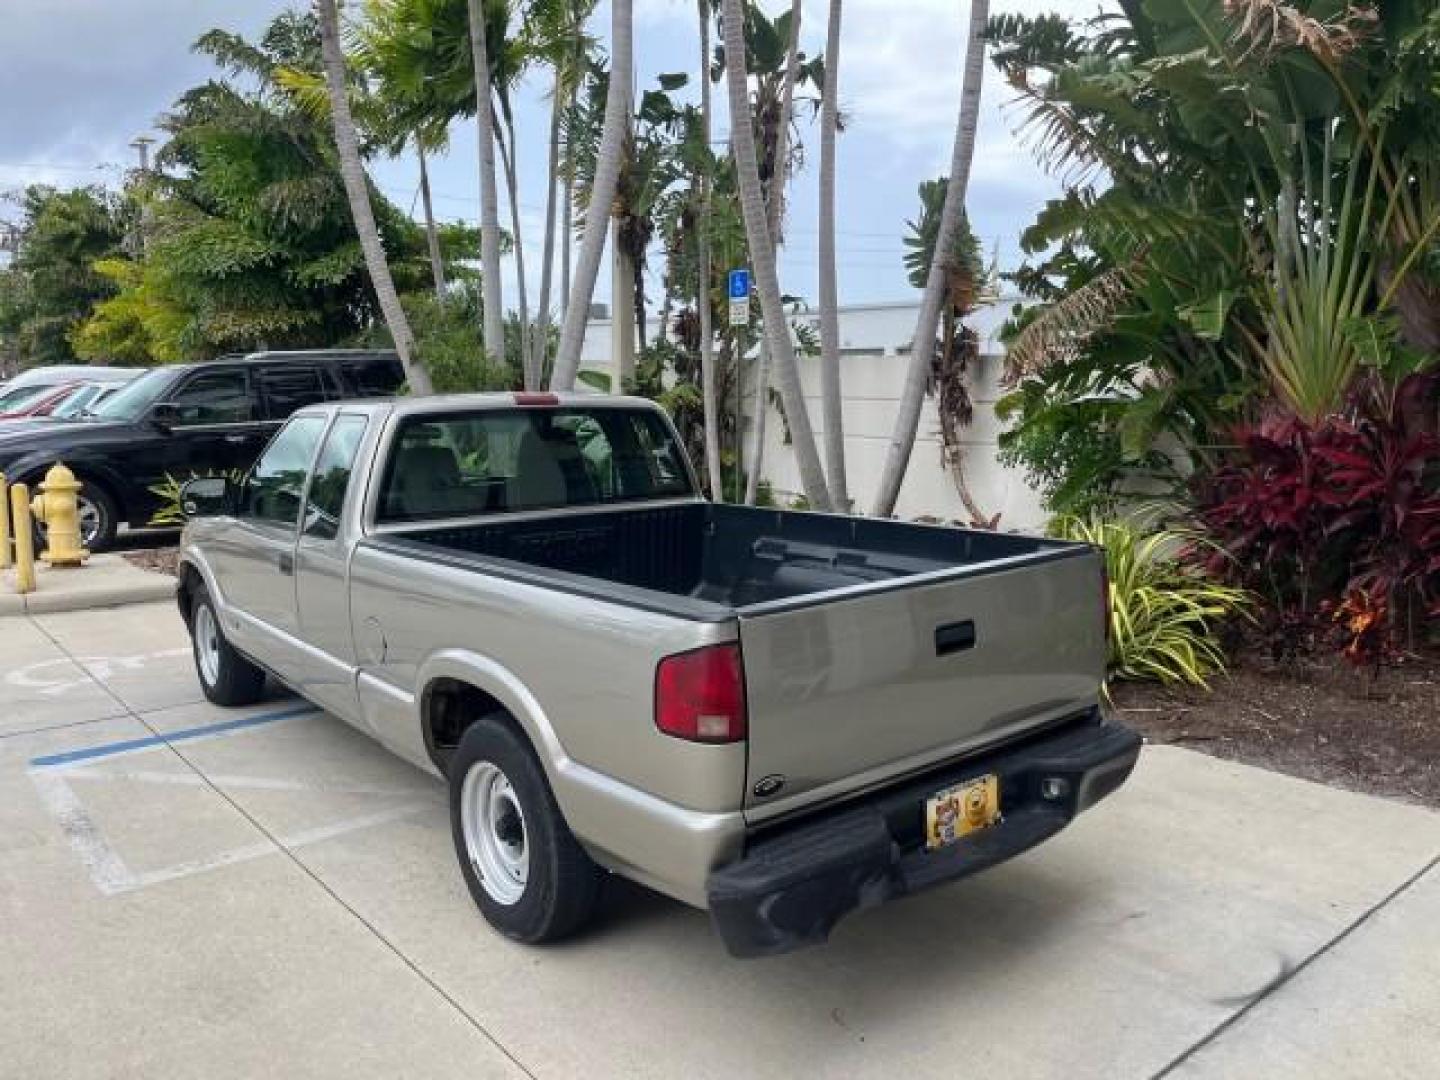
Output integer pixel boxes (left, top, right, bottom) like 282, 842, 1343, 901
75, 495, 102, 548
460, 761, 529, 905
194, 603, 221, 688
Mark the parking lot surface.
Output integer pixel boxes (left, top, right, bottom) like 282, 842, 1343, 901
3, 600, 1438, 1078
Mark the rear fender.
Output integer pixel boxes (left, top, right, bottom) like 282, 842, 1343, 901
417, 649, 568, 778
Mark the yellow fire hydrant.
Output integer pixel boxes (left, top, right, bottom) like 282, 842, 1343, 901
30, 463, 89, 568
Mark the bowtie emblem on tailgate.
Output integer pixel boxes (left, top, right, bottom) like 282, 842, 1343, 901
752, 774, 787, 799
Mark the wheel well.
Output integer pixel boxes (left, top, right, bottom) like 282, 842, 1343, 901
176, 563, 202, 628
423, 678, 525, 777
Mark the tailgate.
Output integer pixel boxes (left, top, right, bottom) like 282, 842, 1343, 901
739, 550, 1105, 820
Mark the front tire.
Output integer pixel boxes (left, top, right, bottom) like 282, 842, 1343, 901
190, 586, 267, 706
450, 714, 603, 944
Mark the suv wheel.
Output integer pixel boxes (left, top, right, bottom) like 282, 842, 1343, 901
74, 485, 118, 551
450, 714, 603, 943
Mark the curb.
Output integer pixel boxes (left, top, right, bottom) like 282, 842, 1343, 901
0, 558, 176, 617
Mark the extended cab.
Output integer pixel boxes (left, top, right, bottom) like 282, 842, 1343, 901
176, 394, 1140, 957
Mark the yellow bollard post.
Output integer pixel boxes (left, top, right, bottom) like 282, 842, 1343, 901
11, 482, 35, 594
30, 462, 88, 568
0, 471, 10, 571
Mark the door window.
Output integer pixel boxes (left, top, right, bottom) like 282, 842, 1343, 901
303, 416, 368, 539
241, 416, 327, 528
167, 370, 251, 425
258, 365, 328, 421
343, 355, 405, 397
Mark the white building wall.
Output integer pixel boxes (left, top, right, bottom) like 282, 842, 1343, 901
581, 298, 1049, 534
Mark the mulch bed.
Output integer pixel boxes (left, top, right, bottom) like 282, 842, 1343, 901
1112, 652, 1440, 810
122, 548, 179, 576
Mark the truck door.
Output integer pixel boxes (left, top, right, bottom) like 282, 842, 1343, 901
292, 413, 370, 724
209, 414, 327, 679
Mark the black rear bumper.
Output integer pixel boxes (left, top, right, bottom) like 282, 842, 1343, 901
707, 714, 1142, 958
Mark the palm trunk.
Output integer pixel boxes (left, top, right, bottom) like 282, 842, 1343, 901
552, 0, 633, 390
417, 141, 447, 300
533, 76, 564, 388
561, 79, 577, 317
871, 0, 988, 518
466, 0, 507, 370
722, 0, 830, 511
743, 0, 802, 506
316, 0, 431, 395
818, 0, 849, 511
496, 104, 533, 386
697, 0, 722, 499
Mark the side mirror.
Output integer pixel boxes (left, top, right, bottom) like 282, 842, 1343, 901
180, 476, 231, 519
150, 401, 180, 431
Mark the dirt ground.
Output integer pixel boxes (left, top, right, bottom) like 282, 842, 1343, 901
1112, 652, 1440, 810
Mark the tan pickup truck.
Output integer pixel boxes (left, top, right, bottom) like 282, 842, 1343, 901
175, 393, 1140, 957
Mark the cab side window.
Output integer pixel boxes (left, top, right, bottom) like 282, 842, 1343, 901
303, 416, 368, 540
167, 370, 251, 425
241, 416, 326, 527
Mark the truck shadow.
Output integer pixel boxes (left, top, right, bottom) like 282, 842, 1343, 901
593, 855, 1105, 1018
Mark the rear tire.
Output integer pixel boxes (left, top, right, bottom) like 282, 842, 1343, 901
73, 481, 118, 552
449, 714, 603, 944
190, 585, 267, 706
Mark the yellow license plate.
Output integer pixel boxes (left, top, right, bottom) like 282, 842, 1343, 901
925, 774, 1001, 850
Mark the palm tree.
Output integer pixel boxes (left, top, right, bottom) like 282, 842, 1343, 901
315, 0, 432, 395
817, 0, 847, 510
551, 0, 633, 391
529, 1, 595, 389
871, 0, 988, 517
721, 0, 830, 510
416, 139, 446, 298
466, 0, 507, 371
697, 0, 722, 497
742, 0, 802, 506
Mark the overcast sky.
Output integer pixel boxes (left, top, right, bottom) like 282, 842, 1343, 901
0, 0, 1101, 307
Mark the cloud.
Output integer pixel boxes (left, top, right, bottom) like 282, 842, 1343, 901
0, 0, 290, 185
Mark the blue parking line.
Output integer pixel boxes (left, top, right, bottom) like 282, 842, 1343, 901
28, 704, 320, 769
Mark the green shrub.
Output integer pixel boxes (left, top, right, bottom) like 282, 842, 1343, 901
1052, 515, 1250, 688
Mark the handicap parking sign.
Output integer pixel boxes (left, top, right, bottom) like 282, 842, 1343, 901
728, 268, 750, 299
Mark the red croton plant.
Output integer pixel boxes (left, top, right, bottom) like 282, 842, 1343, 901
1193, 372, 1440, 671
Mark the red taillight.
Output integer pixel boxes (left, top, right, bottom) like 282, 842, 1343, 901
513, 392, 560, 406
655, 643, 747, 744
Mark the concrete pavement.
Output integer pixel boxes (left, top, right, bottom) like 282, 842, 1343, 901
2, 600, 1437, 1078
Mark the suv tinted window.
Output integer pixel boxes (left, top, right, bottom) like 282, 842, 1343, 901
303, 415, 367, 539
378, 407, 692, 521
167, 370, 251, 425
343, 355, 405, 396
258, 364, 327, 420
242, 416, 326, 526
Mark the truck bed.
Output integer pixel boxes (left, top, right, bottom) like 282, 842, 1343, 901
375, 502, 1079, 614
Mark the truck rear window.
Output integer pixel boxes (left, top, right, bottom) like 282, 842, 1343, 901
377, 407, 694, 521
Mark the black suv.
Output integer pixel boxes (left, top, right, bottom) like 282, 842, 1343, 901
0, 350, 403, 550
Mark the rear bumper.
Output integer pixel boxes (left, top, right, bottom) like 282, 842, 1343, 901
707, 714, 1142, 958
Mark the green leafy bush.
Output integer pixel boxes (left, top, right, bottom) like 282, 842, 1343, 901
1052, 515, 1250, 687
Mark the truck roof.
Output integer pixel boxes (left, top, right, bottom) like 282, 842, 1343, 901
294, 392, 665, 420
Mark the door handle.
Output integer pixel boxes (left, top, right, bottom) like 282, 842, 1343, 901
935, 620, 977, 656
278, 552, 295, 576
224, 434, 251, 445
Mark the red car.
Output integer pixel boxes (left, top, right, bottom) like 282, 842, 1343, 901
0, 381, 82, 420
